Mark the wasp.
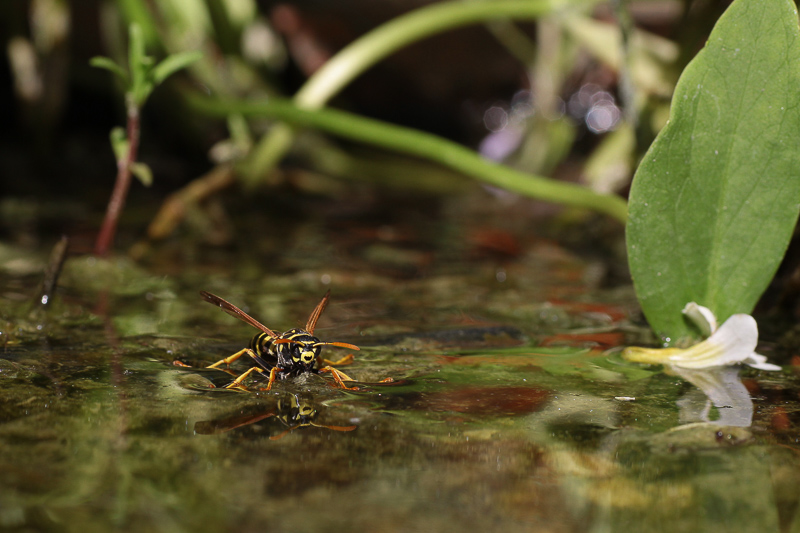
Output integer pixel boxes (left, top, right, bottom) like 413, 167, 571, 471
199, 290, 360, 391
194, 392, 357, 440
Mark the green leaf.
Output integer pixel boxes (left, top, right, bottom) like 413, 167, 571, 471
128, 23, 154, 106
626, 0, 800, 344
90, 56, 129, 84
151, 51, 203, 86
130, 162, 153, 187
128, 23, 146, 86
109, 127, 129, 161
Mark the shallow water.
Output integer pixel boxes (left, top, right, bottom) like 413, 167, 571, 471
2, 196, 800, 532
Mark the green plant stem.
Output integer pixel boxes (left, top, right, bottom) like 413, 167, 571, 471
95, 96, 140, 256
295, 0, 582, 107
196, 96, 628, 223
244, 0, 599, 182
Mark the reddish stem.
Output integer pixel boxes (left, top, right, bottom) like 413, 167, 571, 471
94, 97, 141, 257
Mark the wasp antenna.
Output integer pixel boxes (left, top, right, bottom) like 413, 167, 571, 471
269, 426, 300, 441
315, 341, 360, 351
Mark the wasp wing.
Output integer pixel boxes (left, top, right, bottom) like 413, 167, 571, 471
200, 291, 279, 338
305, 290, 331, 334
195, 412, 276, 435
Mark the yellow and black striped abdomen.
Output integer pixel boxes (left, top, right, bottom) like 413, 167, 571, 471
250, 332, 278, 360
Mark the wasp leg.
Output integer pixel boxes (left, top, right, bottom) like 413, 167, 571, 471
207, 348, 255, 369
225, 366, 266, 390
258, 366, 283, 391
319, 353, 354, 367
319, 366, 359, 391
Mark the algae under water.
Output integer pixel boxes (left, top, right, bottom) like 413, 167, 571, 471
1, 195, 800, 533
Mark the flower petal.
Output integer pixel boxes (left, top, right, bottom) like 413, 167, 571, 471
624, 306, 781, 370
622, 345, 685, 365
682, 302, 717, 336
671, 366, 754, 427
665, 314, 758, 368
623, 313, 781, 370
742, 353, 782, 371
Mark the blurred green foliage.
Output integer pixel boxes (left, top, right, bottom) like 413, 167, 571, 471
0, 0, 739, 231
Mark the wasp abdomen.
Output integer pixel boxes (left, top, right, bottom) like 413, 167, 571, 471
250, 332, 276, 359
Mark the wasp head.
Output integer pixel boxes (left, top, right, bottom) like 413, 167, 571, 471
275, 329, 322, 372
277, 394, 317, 426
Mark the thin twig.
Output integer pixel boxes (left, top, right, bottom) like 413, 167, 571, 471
95, 97, 140, 256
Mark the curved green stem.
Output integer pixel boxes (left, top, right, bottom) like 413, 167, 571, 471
244, 0, 598, 181
295, 0, 588, 108
196, 96, 628, 223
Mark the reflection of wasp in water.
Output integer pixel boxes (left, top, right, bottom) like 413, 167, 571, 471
196, 290, 360, 391
194, 393, 357, 440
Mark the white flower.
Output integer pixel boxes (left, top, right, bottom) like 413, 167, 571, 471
623, 303, 781, 371
672, 366, 754, 427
